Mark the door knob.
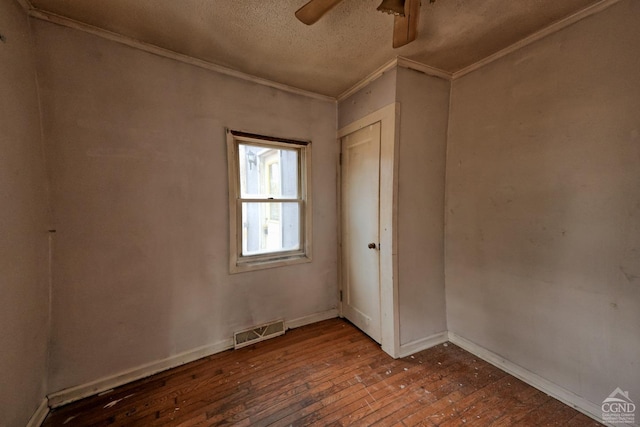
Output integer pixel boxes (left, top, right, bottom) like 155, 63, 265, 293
368, 243, 377, 249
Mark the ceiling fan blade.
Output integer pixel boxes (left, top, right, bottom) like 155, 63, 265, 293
392, 0, 420, 48
295, 0, 345, 25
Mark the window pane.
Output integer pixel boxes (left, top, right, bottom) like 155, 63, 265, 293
241, 202, 300, 256
238, 143, 298, 199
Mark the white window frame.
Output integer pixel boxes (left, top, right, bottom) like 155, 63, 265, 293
226, 129, 312, 273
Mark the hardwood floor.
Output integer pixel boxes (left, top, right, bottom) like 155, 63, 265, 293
43, 318, 603, 426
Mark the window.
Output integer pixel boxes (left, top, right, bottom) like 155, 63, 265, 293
227, 129, 312, 272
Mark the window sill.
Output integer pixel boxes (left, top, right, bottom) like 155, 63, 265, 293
230, 254, 312, 274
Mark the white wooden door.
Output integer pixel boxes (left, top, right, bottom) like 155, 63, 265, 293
341, 122, 381, 343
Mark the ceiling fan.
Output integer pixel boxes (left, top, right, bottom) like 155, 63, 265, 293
295, 0, 424, 48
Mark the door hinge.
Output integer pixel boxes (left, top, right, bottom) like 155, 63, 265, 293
339, 290, 343, 301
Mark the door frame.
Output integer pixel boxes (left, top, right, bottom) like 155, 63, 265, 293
337, 102, 400, 358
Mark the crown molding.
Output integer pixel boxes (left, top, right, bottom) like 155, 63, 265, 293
27, 8, 336, 104
336, 56, 452, 102
452, 0, 624, 79
396, 57, 451, 80
337, 0, 623, 99
336, 57, 399, 102
16, 0, 33, 12
25, 0, 623, 102
337, 0, 624, 92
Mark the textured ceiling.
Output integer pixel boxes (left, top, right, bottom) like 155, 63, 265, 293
29, 0, 602, 97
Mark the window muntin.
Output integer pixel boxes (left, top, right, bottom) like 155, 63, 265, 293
228, 130, 311, 272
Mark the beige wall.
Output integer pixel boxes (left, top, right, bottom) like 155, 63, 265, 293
338, 69, 397, 129
0, 1, 51, 425
32, 20, 338, 393
396, 67, 449, 346
446, 0, 640, 409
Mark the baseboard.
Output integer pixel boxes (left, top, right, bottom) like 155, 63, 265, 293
47, 337, 234, 408
447, 332, 620, 427
47, 309, 339, 409
398, 331, 449, 358
285, 309, 339, 330
26, 398, 49, 427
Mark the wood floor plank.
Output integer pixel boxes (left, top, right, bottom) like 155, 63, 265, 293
42, 318, 604, 427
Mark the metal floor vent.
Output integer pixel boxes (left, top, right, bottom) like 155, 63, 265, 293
234, 319, 285, 349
